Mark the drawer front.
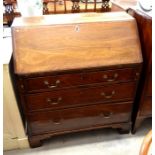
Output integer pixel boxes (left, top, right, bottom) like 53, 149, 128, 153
25, 82, 136, 112
22, 68, 139, 92
28, 102, 132, 135
140, 97, 152, 116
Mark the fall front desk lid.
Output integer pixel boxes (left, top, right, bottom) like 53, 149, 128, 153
11, 12, 142, 75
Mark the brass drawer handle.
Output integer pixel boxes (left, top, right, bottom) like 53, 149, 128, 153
53, 121, 61, 125
103, 73, 118, 82
44, 80, 60, 88
101, 90, 115, 99
46, 97, 62, 105
135, 72, 140, 80
52, 118, 63, 125
52, 120, 61, 125
100, 112, 113, 118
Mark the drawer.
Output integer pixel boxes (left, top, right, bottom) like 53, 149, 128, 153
140, 97, 152, 116
27, 102, 132, 136
25, 82, 136, 112
21, 68, 140, 92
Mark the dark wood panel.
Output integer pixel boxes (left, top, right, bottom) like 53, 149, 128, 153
22, 67, 140, 93
146, 75, 152, 97
25, 82, 136, 112
27, 102, 132, 135
140, 97, 152, 116
127, 8, 152, 133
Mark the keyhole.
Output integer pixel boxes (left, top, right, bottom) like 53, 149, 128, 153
75, 25, 80, 32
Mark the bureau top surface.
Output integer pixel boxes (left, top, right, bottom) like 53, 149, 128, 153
12, 12, 142, 75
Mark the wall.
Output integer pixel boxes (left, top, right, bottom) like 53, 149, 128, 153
3, 64, 29, 151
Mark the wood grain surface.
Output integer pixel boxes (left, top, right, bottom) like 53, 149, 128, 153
12, 12, 133, 26
27, 102, 132, 135
25, 82, 136, 112
12, 12, 142, 75
21, 67, 139, 93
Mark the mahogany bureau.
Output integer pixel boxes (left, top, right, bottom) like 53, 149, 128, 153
10, 12, 142, 148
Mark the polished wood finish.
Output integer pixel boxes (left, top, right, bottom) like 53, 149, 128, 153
139, 97, 152, 116
11, 12, 142, 147
11, 11, 132, 27
25, 82, 136, 112
20, 67, 140, 93
12, 12, 142, 75
127, 9, 152, 133
28, 102, 132, 136
146, 75, 152, 97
